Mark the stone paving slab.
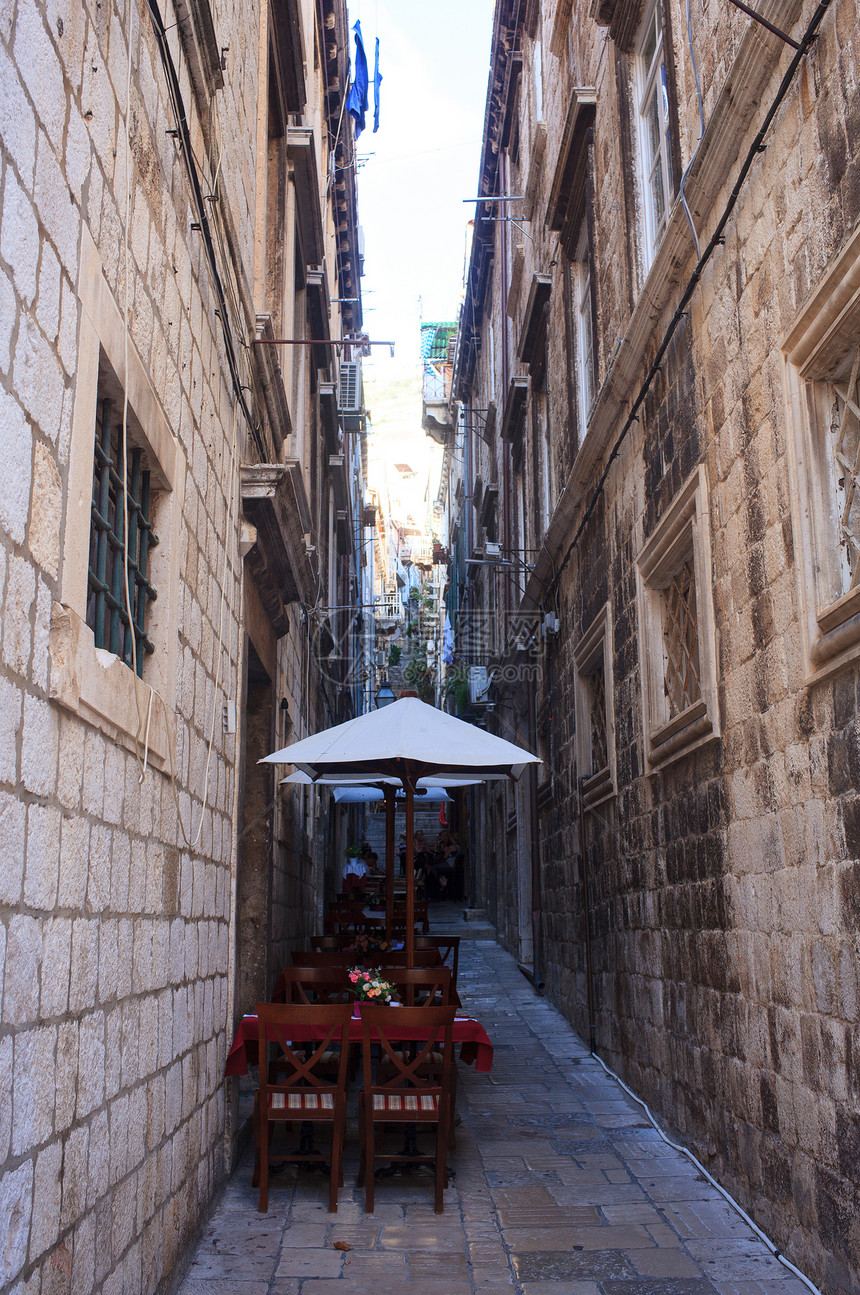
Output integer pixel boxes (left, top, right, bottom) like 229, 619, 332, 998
175, 937, 815, 1294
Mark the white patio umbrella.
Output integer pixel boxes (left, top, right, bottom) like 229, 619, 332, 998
330, 787, 451, 804
263, 696, 541, 963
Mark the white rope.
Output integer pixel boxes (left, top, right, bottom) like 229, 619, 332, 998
588, 1050, 821, 1294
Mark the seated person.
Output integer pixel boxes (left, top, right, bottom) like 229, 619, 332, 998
342, 853, 369, 895
427, 839, 457, 898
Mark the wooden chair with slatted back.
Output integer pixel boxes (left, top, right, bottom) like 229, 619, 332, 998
415, 936, 461, 992
357, 1004, 456, 1214
272, 966, 353, 1004
323, 901, 366, 935
290, 949, 353, 969
369, 949, 441, 970
272, 966, 357, 1079
390, 900, 430, 933
387, 966, 453, 1007
310, 934, 350, 951
252, 1002, 351, 1213
382, 966, 458, 1146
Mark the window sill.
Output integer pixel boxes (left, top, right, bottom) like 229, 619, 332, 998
647, 700, 717, 771
581, 766, 615, 811
49, 602, 174, 771
806, 611, 860, 679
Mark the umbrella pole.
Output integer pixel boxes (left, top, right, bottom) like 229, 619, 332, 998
384, 785, 396, 942
405, 781, 415, 967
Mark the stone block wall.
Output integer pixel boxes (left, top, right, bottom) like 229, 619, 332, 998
539, 2, 860, 1289
457, 0, 860, 1290
1, 1, 257, 1290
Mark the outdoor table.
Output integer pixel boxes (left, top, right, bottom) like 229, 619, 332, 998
225, 1008, 494, 1076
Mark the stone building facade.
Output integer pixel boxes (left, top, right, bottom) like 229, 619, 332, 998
0, 0, 366, 1289
439, 0, 860, 1289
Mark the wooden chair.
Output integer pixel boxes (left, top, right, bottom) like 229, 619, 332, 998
387, 966, 453, 1007
370, 949, 441, 970
291, 948, 441, 971
390, 900, 430, 933
252, 1002, 351, 1213
291, 949, 352, 968
272, 966, 353, 1004
310, 933, 354, 951
382, 968, 459, 1145
323, 905, 366, 936
415, 936, 461, 991
357, 1004, 456, 1214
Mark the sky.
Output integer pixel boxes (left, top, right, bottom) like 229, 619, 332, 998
347, 0, 495, 385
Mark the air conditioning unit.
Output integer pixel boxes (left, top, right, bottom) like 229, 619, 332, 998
468, 665, 492, 705
485, 540, 501, 558
338, 361, 362, 412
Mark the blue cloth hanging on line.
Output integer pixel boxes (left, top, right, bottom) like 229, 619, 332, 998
347, 20, 369, 137
373, 36, 382, 133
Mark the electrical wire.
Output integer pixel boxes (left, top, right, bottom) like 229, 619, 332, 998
118, 0, 153, 781
144, 0, 265, 458
544, 0, 833, 605
588, 1050, 822, 1294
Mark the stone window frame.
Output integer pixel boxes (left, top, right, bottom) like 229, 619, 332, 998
783, 223, 860, 679
635, 464, 720, 770
572, 224, 597, 444
49, 226, 186, 771
634, 0, 674, 271
574, 603, 616, 810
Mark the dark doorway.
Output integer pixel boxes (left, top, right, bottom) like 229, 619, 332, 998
235, 644, 274, 1017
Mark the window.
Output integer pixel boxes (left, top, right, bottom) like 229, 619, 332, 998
574, 605, 616, 809
636, 465, 719, 769
572, 226, 596, 441
784, 230, 860, 674
635, 0, 673, 268
50, 227, 185, 772
87, 392, 159, 677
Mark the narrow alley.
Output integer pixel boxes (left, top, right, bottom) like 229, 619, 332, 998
177, 931, 808, 1295
2, 0, 859, 1290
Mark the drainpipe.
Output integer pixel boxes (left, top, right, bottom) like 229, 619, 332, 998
528, 681, 543, 990
577, 775, 597, 1052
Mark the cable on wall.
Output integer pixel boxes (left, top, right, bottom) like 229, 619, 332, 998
543, 0, 833, 607
588, 1050, 822, 1294
144, 0, 266, 460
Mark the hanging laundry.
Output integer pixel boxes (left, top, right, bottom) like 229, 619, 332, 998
442, 614, 454, 665
373, 37, 382, 133
346, 20, 369, 137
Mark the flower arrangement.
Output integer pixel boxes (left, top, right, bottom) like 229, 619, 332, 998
346, 933, 394, 956
348, 967, 397, 1004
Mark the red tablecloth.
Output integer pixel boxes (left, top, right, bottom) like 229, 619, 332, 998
225, 1011, 494, 1076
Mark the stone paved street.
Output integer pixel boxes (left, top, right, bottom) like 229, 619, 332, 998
178, 939, 811, 1295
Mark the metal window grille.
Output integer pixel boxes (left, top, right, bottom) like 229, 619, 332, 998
830, 345, 860, 596
86, 396, 158, 676
587, 662, 608, 774
662, 558, 701, 717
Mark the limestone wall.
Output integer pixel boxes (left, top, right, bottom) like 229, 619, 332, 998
0, 0, 355, 1289
456, 0, 860, 1288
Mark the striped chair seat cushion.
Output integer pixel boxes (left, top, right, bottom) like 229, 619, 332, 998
372, 1092, 439, 1113
269, 1090, 334, 1111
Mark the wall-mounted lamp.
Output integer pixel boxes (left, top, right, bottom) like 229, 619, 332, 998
374, 679, 397, 709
